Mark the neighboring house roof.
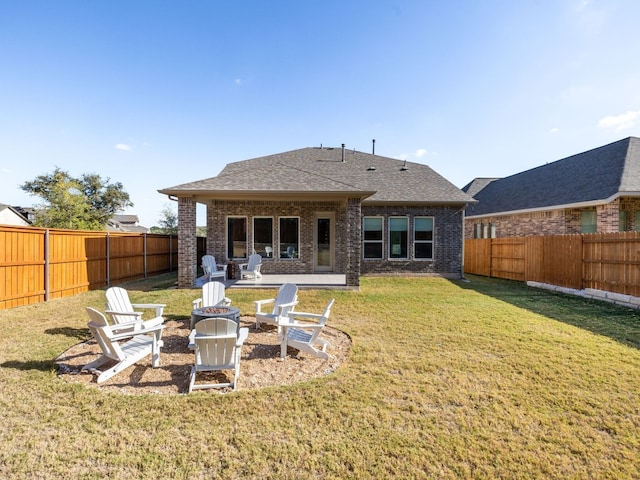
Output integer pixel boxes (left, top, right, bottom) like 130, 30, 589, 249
461, 178, 501, 198
0, 204, 31, 226
112, 214, 140, 225
465, 137, 640, 217
107, 214, 148, 233
159, 146, 475, 205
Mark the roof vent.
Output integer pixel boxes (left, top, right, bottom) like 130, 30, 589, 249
341, 144, 345, 162
372, 139, 375, 155
401, 159, 408, 171
367, 166, 376, 171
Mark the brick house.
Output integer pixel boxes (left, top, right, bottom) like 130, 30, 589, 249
159, 146, 476, 288
463, 137, 640, 238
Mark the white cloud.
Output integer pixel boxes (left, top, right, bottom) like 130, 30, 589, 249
550, 128, 559, 134
115, 143, 132, 151
416, 148, 427, 157
597, 110, 640, 130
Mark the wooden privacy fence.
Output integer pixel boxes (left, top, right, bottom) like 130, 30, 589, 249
0, 226, 205, 310
465, 232, 640, 297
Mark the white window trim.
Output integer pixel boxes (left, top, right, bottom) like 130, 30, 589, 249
388, 216, 409, 260
414, 216, 434, 261
227, 216, 248, 260
253, 216, 274, 259
278, 216, 300, 260
363, 216, 384, 260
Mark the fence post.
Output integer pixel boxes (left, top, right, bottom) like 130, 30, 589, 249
44, 229, 50, 302
106, 233, 111, 287
144, 233, 148, 278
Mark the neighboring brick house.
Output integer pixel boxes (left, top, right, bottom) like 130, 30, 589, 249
463, 137, 640, 238
159, 145, 476, 288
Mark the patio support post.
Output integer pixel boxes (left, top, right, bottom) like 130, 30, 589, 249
178, 196, 197, 288
346, 197, 361, 287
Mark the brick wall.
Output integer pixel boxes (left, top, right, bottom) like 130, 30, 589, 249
177, 197, 197, 288
203, 199, 464, 281
361, 205, 464, 277
465, 196, 640, 238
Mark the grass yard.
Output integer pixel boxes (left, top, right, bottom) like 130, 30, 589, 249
1, 274, 639, 479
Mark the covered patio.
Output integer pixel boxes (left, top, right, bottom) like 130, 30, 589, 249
220, 274, 347, 290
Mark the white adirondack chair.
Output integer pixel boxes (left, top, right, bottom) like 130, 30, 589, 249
188, 318, 249, 392
105, 286, 165, 327
192, 281, 231, 309
254, 283, 298, 330
280, 299, 334, 360
82, 307, 165, 384
202, 255, 227, 281
239, 253, 262, 279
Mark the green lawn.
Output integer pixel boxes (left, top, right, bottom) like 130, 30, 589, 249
1, 274, 639, 479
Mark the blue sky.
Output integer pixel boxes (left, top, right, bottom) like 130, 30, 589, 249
2, 0, 640, 227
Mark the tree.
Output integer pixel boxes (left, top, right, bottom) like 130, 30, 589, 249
150, 205, 178, 235
20, 167, 133, 230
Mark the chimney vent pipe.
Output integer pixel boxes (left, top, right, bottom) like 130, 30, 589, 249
341, 144, 345, 162
372, 139, 376, 155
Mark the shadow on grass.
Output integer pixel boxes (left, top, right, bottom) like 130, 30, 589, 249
45, 327, 89, 341
1, 359, 53, 371
457, 274, 640, 350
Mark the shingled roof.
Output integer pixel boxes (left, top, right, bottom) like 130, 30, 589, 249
464, 137, 640, 217
159, 147, 475, 205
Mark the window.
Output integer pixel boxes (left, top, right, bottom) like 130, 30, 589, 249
581, 210, 596, 233
635, 212, 640, 231
619, 211, 628, 232
363, 217, 383, 259
414, 217, 434, 259
279, 217, 299, 258
253, 217, 273, 258
389, 217, 408, 259
227, 217, 247, 259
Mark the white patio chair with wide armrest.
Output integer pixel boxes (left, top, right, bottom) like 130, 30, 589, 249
105, 286, 165, 327
82, 307, 165, 384
201, 255, 227, 281
188, 317, 249, 392
254, 283, 298, 330
280, 299, 334, 360
239, 253, 262, 279
192, 281, 231, 310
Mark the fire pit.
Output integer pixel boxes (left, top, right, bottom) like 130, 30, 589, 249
190, 305, 241, 330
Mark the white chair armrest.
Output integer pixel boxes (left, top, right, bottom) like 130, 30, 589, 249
286, 311, 322, 321
192, 298, 202, 309
217, 265, 228, 272
131, 303, 166, 317
110, 318, 165, 340
275, 301, 298, 312
237, 327, 249, 346
105, 310, 143, 319
239, 262, 248, 269
254, 298, 275, 314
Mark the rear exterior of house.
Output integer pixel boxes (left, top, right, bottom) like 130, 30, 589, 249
463, 137, 640, 238
159, 146, 475, 288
